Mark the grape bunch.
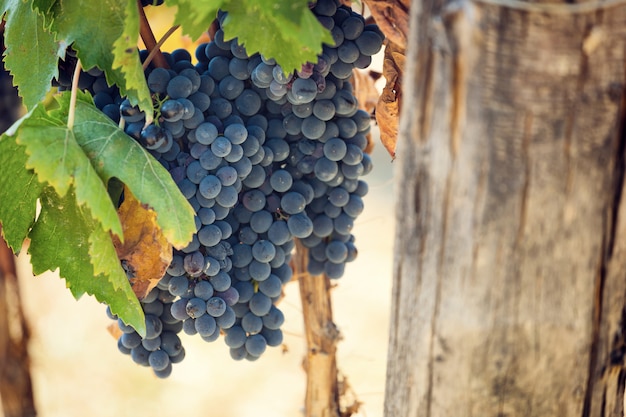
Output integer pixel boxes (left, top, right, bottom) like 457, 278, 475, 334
56, 0, 383, 377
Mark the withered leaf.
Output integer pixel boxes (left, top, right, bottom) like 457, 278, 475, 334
363, 0, 410, 49
351, 69, 379, 115
351, 69, 380, 154
107, 322, 123, 340
376, 40, 405, 159
112, 186, 173, 300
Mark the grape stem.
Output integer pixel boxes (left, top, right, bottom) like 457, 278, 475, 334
137, 0, 169, 69
67, 58, 82, 130
142, 24, 181, 70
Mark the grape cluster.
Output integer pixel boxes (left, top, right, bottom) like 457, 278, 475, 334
59, 0, 383, 377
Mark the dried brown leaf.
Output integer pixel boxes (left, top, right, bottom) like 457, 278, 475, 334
376, 96, 399, 159
112, 186, 173, 300
351, 69, 379, 115
376, 41, 405, 159
363, 0, 410, 49
107, 323, 123, 340
351, 69, 380, 154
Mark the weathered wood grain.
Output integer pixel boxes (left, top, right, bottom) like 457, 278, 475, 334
385, 0, 626, 415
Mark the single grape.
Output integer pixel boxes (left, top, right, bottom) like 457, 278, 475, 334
262, 306, 285, 330
280, 192, 306, 214
207, 296, 227, 317
142, 336, 162, 352
235, 89, 262, 116
258, 274, 282, 298
287, 213, 314, 238
249, 292, 272, 316
301, 116, 325, 139
184, 251, 205, 277
290, 78, 318, 104
355, 29, 384, 56
198, 224, 223, 247
210, 270, 231, 292
225, 326, 246, 348
160, 332, 183, 357
140, 125, 167, 150
194, 314, 217, 336
149, 350, 170, 372
245, 334, 267, 357
194, 280, 214, 300
216, 305, 237, 328
199, 175, 222, 199
121, 332, 142, 349
167, 75, 193, 99
261, 328, 283, 347
160, 99, 184, 122
249, 260, 271, 281
242, 312, 264, 334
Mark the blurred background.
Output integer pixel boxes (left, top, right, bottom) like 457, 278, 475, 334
6, 4, 396, 417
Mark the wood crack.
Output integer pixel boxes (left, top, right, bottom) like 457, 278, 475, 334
582, 41, 626, 416
516, 111, 532, 247
582, 246, 605, 417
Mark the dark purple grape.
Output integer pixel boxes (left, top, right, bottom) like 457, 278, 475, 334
140, 125, 167, 150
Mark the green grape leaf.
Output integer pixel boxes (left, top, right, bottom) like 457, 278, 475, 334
112, 0, 154, 123
53, 92, 195, 249
28, 187, 145, 336
0, 131, 44, 253
168, 0, 224, 41
168, 0, 332, 72
32, 0, 58, 20
13, 104, 124, 239
49, 0, 152, 116
1, 0, 63, 109
221, 0, 333, 72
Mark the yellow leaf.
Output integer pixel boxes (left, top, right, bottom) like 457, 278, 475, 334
112, 186, 173, 300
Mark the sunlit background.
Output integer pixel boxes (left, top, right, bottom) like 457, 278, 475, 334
9, 4, 396, 417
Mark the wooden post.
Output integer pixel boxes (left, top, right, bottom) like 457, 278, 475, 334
385, 0, 626, 415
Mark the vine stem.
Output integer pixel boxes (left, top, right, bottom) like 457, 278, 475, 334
293, 239, 359, 417
67, 59, 82, 130
142, 24, 180, 70
137, 0, 169, 69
